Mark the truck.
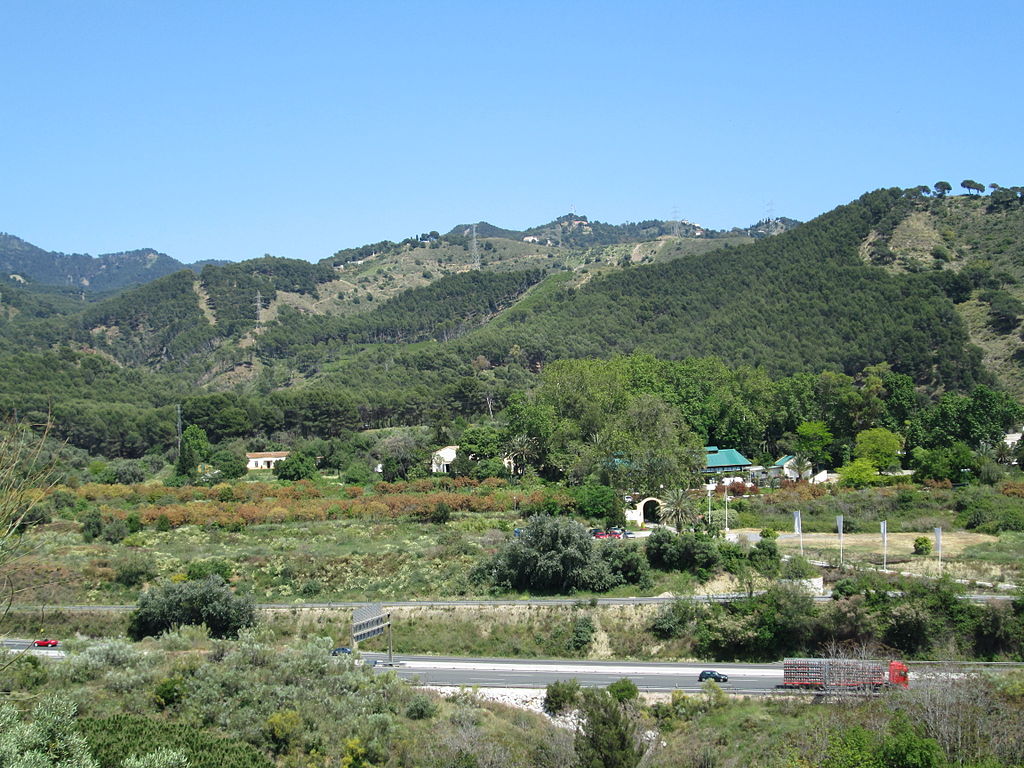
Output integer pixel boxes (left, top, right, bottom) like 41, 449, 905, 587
779, 658, 909, 691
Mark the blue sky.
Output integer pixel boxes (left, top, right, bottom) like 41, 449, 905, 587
3, 1, 1022, 263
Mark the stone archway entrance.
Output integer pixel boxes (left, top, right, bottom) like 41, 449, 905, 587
640, 497, 661, 524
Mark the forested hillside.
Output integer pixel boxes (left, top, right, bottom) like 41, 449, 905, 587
0, 185, 1022, 457
0, 233, 191, 292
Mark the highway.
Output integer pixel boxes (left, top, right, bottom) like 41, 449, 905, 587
1, 638, 65, 658
359, 652, 783, 693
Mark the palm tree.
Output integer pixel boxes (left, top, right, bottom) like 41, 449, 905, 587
791, 455, 813, 482
657, 488, 698, 531
504, 434, 537, 479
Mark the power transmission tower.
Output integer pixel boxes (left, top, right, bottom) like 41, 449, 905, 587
471, 224, 480, 270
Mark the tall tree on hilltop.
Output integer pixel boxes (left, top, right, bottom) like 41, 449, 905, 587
934, 181, 952, 197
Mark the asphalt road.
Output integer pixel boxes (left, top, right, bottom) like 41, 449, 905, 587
1, 638, 65, 658
359, 652, 783, 693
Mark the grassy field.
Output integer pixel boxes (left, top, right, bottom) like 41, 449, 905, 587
773, 530, 1020, 585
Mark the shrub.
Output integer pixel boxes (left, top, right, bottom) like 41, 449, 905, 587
273, 453, 318, 481
780, 556, 818, 580
186, 558, 233, 582
404, 693, 438, 720
913, 536, 933, 556
116, 554, 157, 587
81, 509, 103, 542
543, 678, 580, 715
607, 677, 639, 702
649, 599, 697, 640
567, 616, 595, 651
482, 515, 612, 593
102, 517, 128, 543
152, 679, 187, 708
128, 576, 256, 640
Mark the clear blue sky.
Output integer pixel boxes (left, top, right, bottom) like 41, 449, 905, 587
3, 1, 1022, 263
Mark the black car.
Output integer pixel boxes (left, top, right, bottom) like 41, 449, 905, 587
330, 647, 352, 656
698, 670, 728, 683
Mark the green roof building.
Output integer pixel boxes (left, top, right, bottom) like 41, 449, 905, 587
704, 446, 752, 473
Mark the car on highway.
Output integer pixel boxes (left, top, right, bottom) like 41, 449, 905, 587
698, 670, 728, 683
32, 639, 59, 647
330, 647, 352, 656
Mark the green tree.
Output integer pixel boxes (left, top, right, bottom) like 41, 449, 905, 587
543, 678, 580, 715
838, 457, 880, 488
481, 516, 611, 593
795, 420, 834, 467
855, 427, 903, 470
273, 452, 318, 481
934, 181, 952, 197
128, 576, 256, 640
607, 678, 639, 702
574, 688, 641, 768
210, 448, 248, 480
656, 488, 699, 531
961, 179, 985, 195
0, 695, 98, 768
176, 424, 210, 481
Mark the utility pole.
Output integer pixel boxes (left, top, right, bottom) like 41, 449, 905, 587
176, 404, 182, 458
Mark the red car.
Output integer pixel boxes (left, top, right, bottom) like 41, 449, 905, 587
32, 639, 58, 647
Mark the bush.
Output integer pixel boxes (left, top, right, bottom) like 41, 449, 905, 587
153, 675, 186, 709
81, 509, 103, 542
567, 616, 595, 652
273, 453, 318, 481
186, 558, 233, 582
913, 536, 933, 556
116, 554, 157, 587
543, 678, 580, 715
404, 693, 438, 720
128, 576, 256, 640
482, 515, 612, 593
780, 555, 818, 580
649, 599, 697, 639
102, 517, 128, 544
607, 677, 639, 702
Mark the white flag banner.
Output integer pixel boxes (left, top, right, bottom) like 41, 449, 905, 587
934, 526, 942, 556
793, 510, 802, 535
880, 520, 887, 542
836, 515, 844, 535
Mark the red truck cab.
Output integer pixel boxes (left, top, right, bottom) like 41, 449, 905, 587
888, 660, 910, 688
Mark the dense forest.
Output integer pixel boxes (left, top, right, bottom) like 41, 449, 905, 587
0, 185, 1023, 459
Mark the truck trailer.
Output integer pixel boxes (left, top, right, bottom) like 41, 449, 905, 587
779, 658, 909, 690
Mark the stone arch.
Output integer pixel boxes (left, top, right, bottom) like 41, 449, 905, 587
640, 497, 662, 524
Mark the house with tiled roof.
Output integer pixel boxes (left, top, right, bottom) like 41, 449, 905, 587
246, 451, 290, 471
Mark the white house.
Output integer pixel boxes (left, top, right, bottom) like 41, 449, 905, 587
431, 445, 459, 474
768, 455, 811, 482
246, 451, 290, 471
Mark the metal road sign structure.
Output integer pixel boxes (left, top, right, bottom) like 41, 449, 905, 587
352, 604, 394, 665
